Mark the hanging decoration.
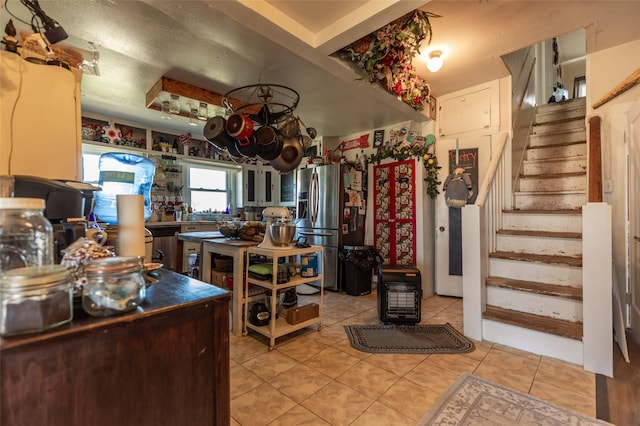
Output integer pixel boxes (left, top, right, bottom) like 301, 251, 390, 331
365, 133, 441, 199
337, 10, 441, 111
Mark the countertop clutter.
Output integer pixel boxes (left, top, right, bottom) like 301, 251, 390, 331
0, 269, 232, 426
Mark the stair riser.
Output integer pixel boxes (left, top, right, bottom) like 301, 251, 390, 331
536, 98, 586, 114
514, 192, 586, 210
482, 320, 583, 365
518, 175, 586, 192
496, 234, 582, 256
489, 258, 582, 285
533, 119, 585, 135
526, 143, 586, 160
523, 157, 586, 175
535, 107, 586, 124
502, 212, 582, 233
486, 287, 583, 322
529, 129, 586, 147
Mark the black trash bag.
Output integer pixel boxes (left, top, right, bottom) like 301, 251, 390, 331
343, 248, 383, 271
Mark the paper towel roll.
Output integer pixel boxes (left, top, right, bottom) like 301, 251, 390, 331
117, 194, 145, 258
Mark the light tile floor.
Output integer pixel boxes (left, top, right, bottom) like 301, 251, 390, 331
230, 290, 596, 425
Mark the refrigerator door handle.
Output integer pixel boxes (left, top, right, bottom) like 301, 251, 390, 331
310, 171, 319, 223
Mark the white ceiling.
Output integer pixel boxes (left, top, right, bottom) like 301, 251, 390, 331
2, 1, 639, 138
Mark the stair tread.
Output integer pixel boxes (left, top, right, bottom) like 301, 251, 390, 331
496, 229, 582, 239
523, 155, 587, 164
528, 139, 586, 148
490, 251, 582, 267
503, 208, 582, 214
483, 306, 583, 340
486, 276, 582, 300
519, 171, 586, 179
515, 188, 585, 194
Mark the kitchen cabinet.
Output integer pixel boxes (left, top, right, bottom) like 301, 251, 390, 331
1, 51, 83, 180
373, 159, 416, 266
244, 245, 324, 349
179, 224, 220, 274
241, 163, 276, 207
1, 269, 231, 426
276, 170, 296, 206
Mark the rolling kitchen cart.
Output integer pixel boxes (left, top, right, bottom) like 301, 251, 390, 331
243, 245, 324, 349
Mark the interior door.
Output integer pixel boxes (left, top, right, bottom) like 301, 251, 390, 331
435, 135, 491, 296
629, 101, 640, 345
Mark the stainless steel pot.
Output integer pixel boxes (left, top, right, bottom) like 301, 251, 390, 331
269, 136, 304, 173
203, 116, 235, 151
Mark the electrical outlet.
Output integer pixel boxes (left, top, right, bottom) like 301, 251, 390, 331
604, 179, 614, 193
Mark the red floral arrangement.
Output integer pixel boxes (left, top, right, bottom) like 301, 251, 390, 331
337, 10, 440, 111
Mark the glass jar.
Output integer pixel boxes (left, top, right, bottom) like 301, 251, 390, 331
0, 265, 73, 336
82, 256, 146, 317
0, 197, 54, 274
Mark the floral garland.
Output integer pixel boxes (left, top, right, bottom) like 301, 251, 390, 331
365, 144, 441, 199
338, 10, 441, 111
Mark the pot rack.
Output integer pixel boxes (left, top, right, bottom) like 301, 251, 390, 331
222, 83, 299, 127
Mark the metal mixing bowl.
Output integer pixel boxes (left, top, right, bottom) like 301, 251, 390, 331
269, 221, 296, 246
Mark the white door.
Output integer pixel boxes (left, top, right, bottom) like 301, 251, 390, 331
435, 135, 492, 296
629, 101, 640, 345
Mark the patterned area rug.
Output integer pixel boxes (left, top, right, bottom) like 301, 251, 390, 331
418, 373, 612, 425
344, 323, 475, 354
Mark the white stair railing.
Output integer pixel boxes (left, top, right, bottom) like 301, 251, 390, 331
462, 131, 511, 340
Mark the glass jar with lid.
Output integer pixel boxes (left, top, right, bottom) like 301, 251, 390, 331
82, 256, 146, 317
0, 197, 54, 274
0, 265, 73, 336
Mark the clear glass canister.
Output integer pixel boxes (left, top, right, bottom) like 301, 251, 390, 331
0, 197, 54, 274
82, 256, 146, 317
0, 265, 73, 336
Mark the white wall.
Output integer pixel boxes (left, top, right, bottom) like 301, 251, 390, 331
586, 38, 640, 327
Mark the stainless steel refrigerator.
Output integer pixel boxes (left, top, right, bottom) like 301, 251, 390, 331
296, 163, 365, 291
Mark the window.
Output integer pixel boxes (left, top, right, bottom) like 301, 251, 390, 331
187, 166, 232, 212
82, 153, 101, 183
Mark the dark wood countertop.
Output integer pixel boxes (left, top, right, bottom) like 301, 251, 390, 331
0, 268, 231, 351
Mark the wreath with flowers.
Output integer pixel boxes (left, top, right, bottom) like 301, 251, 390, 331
338, 10, 441, 111
365, 143, 441, 199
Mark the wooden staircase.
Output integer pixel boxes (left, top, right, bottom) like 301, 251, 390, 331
482, 97, 587, 355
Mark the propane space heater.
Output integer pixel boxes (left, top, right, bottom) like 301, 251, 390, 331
377, 265, 422, 324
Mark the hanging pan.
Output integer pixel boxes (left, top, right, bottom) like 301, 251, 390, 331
269, 136, 304, 173
203, 116, 235, 151
255, 126, 283, 161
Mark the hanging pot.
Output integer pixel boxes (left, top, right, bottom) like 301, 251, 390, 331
226, 113, 254, 139
255, 126, 283, 161
269, 136, 304, 173
278, 115, 300, 138
235, 134, 257, 158
203, 116, 235, 151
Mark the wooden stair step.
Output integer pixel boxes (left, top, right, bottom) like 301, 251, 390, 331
490, 251, 582, 267
496, 229, 582, 239
519, 171, 586, 180
503, 208, 582, 214
528, 139, 586, 148
486, 276, 582, 300
483, 305, 583, 340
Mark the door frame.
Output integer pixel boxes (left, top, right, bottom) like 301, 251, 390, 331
629, 100, 640, 345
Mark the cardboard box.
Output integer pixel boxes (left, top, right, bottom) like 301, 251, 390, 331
286, 303, 319, 325
210, 269, 228, 288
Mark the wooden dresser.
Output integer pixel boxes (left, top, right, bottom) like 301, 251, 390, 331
1, 269, 231, 426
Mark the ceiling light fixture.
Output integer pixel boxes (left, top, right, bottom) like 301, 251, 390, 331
426, 50, 443, 72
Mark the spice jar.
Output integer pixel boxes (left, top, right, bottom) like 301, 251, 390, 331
0, 265, 73, 336
0, 197, 54, 274
82, 256, 146, 317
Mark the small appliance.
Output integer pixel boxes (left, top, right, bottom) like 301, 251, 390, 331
257, 207, 294, 250
377, 265, 422, 324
